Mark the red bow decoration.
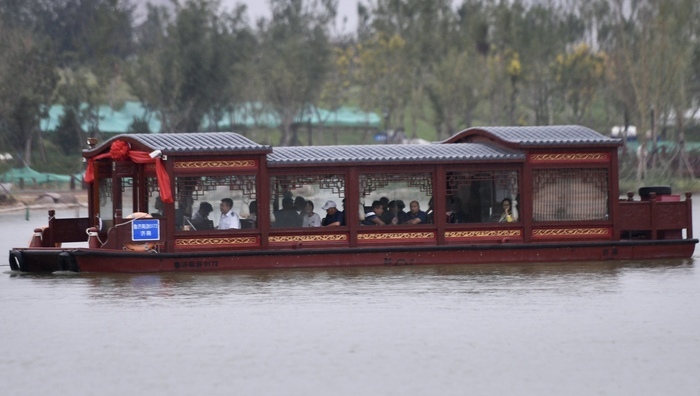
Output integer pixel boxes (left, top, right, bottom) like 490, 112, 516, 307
109, 139, 130, 161
84, 140, 173, 203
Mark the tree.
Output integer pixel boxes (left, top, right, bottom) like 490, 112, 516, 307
0, 24, 58, 167
356, 32, 411, 131
128, 0, 253, 133
315, 42, 358, 144
360, 0, 454, 136
600, 0, 700, 180
257, 0, 335, 146
52, 108, 84, 155
482, 0, 526, 125
52, 68, 97, 153
32, 0, 135, 114
551, 43, 606, 124
207, 5, 257, 132
426, 49, 481, 139
519, 4, 584, 126
127, 4, 183, 132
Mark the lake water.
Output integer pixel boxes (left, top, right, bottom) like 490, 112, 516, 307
1, 203, 700, 395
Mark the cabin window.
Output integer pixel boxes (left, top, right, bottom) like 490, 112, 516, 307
445, 170, 519, 223
96, 177, 137, 229
174, 174, 257, 231
269, 174, 345, 228
120, 177, 135, 215
97, 178, 114, 230
146, 177, 162, 217
358, 172, 433, 226
532, 168, 609, 221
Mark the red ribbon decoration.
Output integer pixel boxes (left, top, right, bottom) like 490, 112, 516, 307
84, 140, 173, 203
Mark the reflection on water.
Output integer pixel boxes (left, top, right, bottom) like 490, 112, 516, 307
2, 208, 700, 395
8, 259, 693, 304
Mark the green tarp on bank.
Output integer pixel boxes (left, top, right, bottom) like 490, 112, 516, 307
41, 101, 162, 134
0, 167, 72, 185
205, 104, 382, 130
41, 101, 381, 133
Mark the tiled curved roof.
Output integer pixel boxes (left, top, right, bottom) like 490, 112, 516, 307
88, 132, 271, 154
461, 125, 621, 146
268, 143, 523, 165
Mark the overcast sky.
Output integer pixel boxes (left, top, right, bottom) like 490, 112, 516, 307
141, 0, 360, 33
223, 0, 359, 32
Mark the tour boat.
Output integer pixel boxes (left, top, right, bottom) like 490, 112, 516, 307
8, 125, 696, 273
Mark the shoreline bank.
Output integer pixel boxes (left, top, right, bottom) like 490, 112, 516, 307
0, 190, 88, 215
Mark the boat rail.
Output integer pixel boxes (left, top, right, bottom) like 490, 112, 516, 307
27, 210, 90, 247
619, 192, 692, 240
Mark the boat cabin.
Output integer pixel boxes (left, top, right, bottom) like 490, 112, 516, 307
79, 125, 688, 251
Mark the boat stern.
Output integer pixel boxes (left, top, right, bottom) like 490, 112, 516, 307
9, 249, 79, 273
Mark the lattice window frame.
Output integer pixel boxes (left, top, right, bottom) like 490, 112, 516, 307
532, 168, 609, 222
176, 175, 258, 202
271, 174, 346, 198
446, 170, 519, 197
146, 177, 160, 197
359, 172, 433, 198
120, 177, 133, 192
99, 178, 113, 199
532, 168, 608, 195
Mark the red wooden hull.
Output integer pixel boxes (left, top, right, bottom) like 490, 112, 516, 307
11, 239, 697, 273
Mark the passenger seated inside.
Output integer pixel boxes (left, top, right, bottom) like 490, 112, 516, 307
402, 200, 427, 225
218, 198, 241, 229
274, 197, 302, 228
321, 200, 345, 226
379, 197, 389, 212
395, 200, 407, 223
302, 200, 322, 227
361, 201, 386, 226
294, 196, 306, 217
248, 200, 258, 221
499, 198, 518, 222
175, 205, 189, 229
241, 201, 257, 229
381, 200, 406, 225
426, 198, 434, 224
448, 197, 468, 223
189, 201, 215, 230
151, 196, 164, 218
380, 201, 395, 224
175, 195, 193, 229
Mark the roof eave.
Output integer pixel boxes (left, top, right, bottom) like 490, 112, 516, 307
82, 133, 272, 159
267, 157, 525, 167
518, 141, 623, 149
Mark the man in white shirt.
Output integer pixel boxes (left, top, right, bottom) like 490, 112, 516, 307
218, 198, 241, 229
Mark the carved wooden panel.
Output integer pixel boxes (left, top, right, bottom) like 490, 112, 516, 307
653, 203, 687, 230
268, 234, 348, 243
174, 160, 257, 172
175, 236, 259, 247
531, 227, 610, 239
445, 230, 522, 239
529, 153, 609, 164
619, 203, 651, 230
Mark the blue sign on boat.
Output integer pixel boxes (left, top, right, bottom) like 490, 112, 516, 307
132, 219, 160, 241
